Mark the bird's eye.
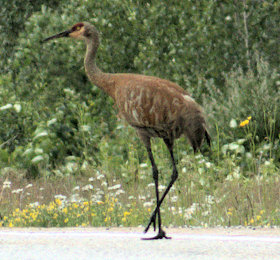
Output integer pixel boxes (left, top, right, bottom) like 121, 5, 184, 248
76, 26, 81, 31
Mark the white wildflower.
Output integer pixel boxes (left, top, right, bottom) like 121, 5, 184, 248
3, 180, 11, 189
143, 201, 153, 208
115, 189, 125, 196
147, 183, 155, 188
171, 195, 178, 203
96, 189, 104, 195
0, 104, 13, 111
205, 195, 215, 205
205, 162, 212, 168
97, 174, 105, 180
101, 181, 107, 187
25, 184, 33, 189
70, 193, 81, 203
198, 159, 206, 164
202, 211, 209, 216
108, 184, 121, 190
158, 185, 166, 192
73, 186, 80, 191
14, 104, 22, 113
54, 194, 67, 201
91, 194, 103, 202
82, 184, 93, 191
81, 125, 91, 132
139, 195, 146, 200
88, 177, 95, 182
29, 202, 40, 208
12, 188, 23, 194
229, 119, 237, 128
264, 160, 271, 166
225, 15, 232, 21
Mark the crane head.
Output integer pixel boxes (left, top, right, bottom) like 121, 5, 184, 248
42, 22, 93, 43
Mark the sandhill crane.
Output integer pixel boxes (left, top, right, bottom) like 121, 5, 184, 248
43, 22, 211, 240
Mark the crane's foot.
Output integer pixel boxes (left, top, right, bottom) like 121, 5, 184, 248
144, 212, 157, 233
141, 229, 171, 240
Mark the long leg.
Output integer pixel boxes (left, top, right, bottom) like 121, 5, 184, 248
144, 138, 178, 234
141, 137, 170, 240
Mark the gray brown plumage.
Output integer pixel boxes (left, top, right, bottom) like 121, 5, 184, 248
43, 22, 210, 240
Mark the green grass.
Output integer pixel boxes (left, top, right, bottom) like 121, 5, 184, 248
1, 136, 279, 228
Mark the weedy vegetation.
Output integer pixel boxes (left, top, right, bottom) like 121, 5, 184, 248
0, 0, 279, 228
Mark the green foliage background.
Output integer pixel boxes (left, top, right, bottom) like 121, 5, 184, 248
0, 0, 279, 177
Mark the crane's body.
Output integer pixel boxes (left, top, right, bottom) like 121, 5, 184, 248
85, 70, 207, 150
43, 22, 210, 240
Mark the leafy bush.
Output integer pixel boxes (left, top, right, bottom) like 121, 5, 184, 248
204, 56, 280, 143
0, 0, 279, 177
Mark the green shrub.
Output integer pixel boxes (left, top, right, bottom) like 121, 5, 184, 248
204, 56, 280, 159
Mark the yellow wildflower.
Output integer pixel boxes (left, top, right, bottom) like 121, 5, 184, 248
83, 201, 89, 207
123, 211, 131, 217
240, 116, 252, 127
62, 208, 68, 214
256, 215, 261, 221
260, 210, 265, 215
9, 222, 14, 228
55, 199, 62, 206
250, 218, 254, 224
227, 208, 233, 216
240, 119, 249, 127
104, 217, 111, 223
97, 201, 104, 205
47, 202, 55, 212
64, 218, 69, 223
122, 217, 126, 222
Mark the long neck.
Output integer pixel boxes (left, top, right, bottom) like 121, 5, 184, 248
84, 38, 115, 99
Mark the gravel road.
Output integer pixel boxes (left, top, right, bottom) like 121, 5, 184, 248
0, 227, 279, 259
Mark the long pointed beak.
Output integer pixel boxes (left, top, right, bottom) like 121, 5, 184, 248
41, 30, 72, 43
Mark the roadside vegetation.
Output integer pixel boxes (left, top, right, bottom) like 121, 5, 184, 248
0, 0, 279, 228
